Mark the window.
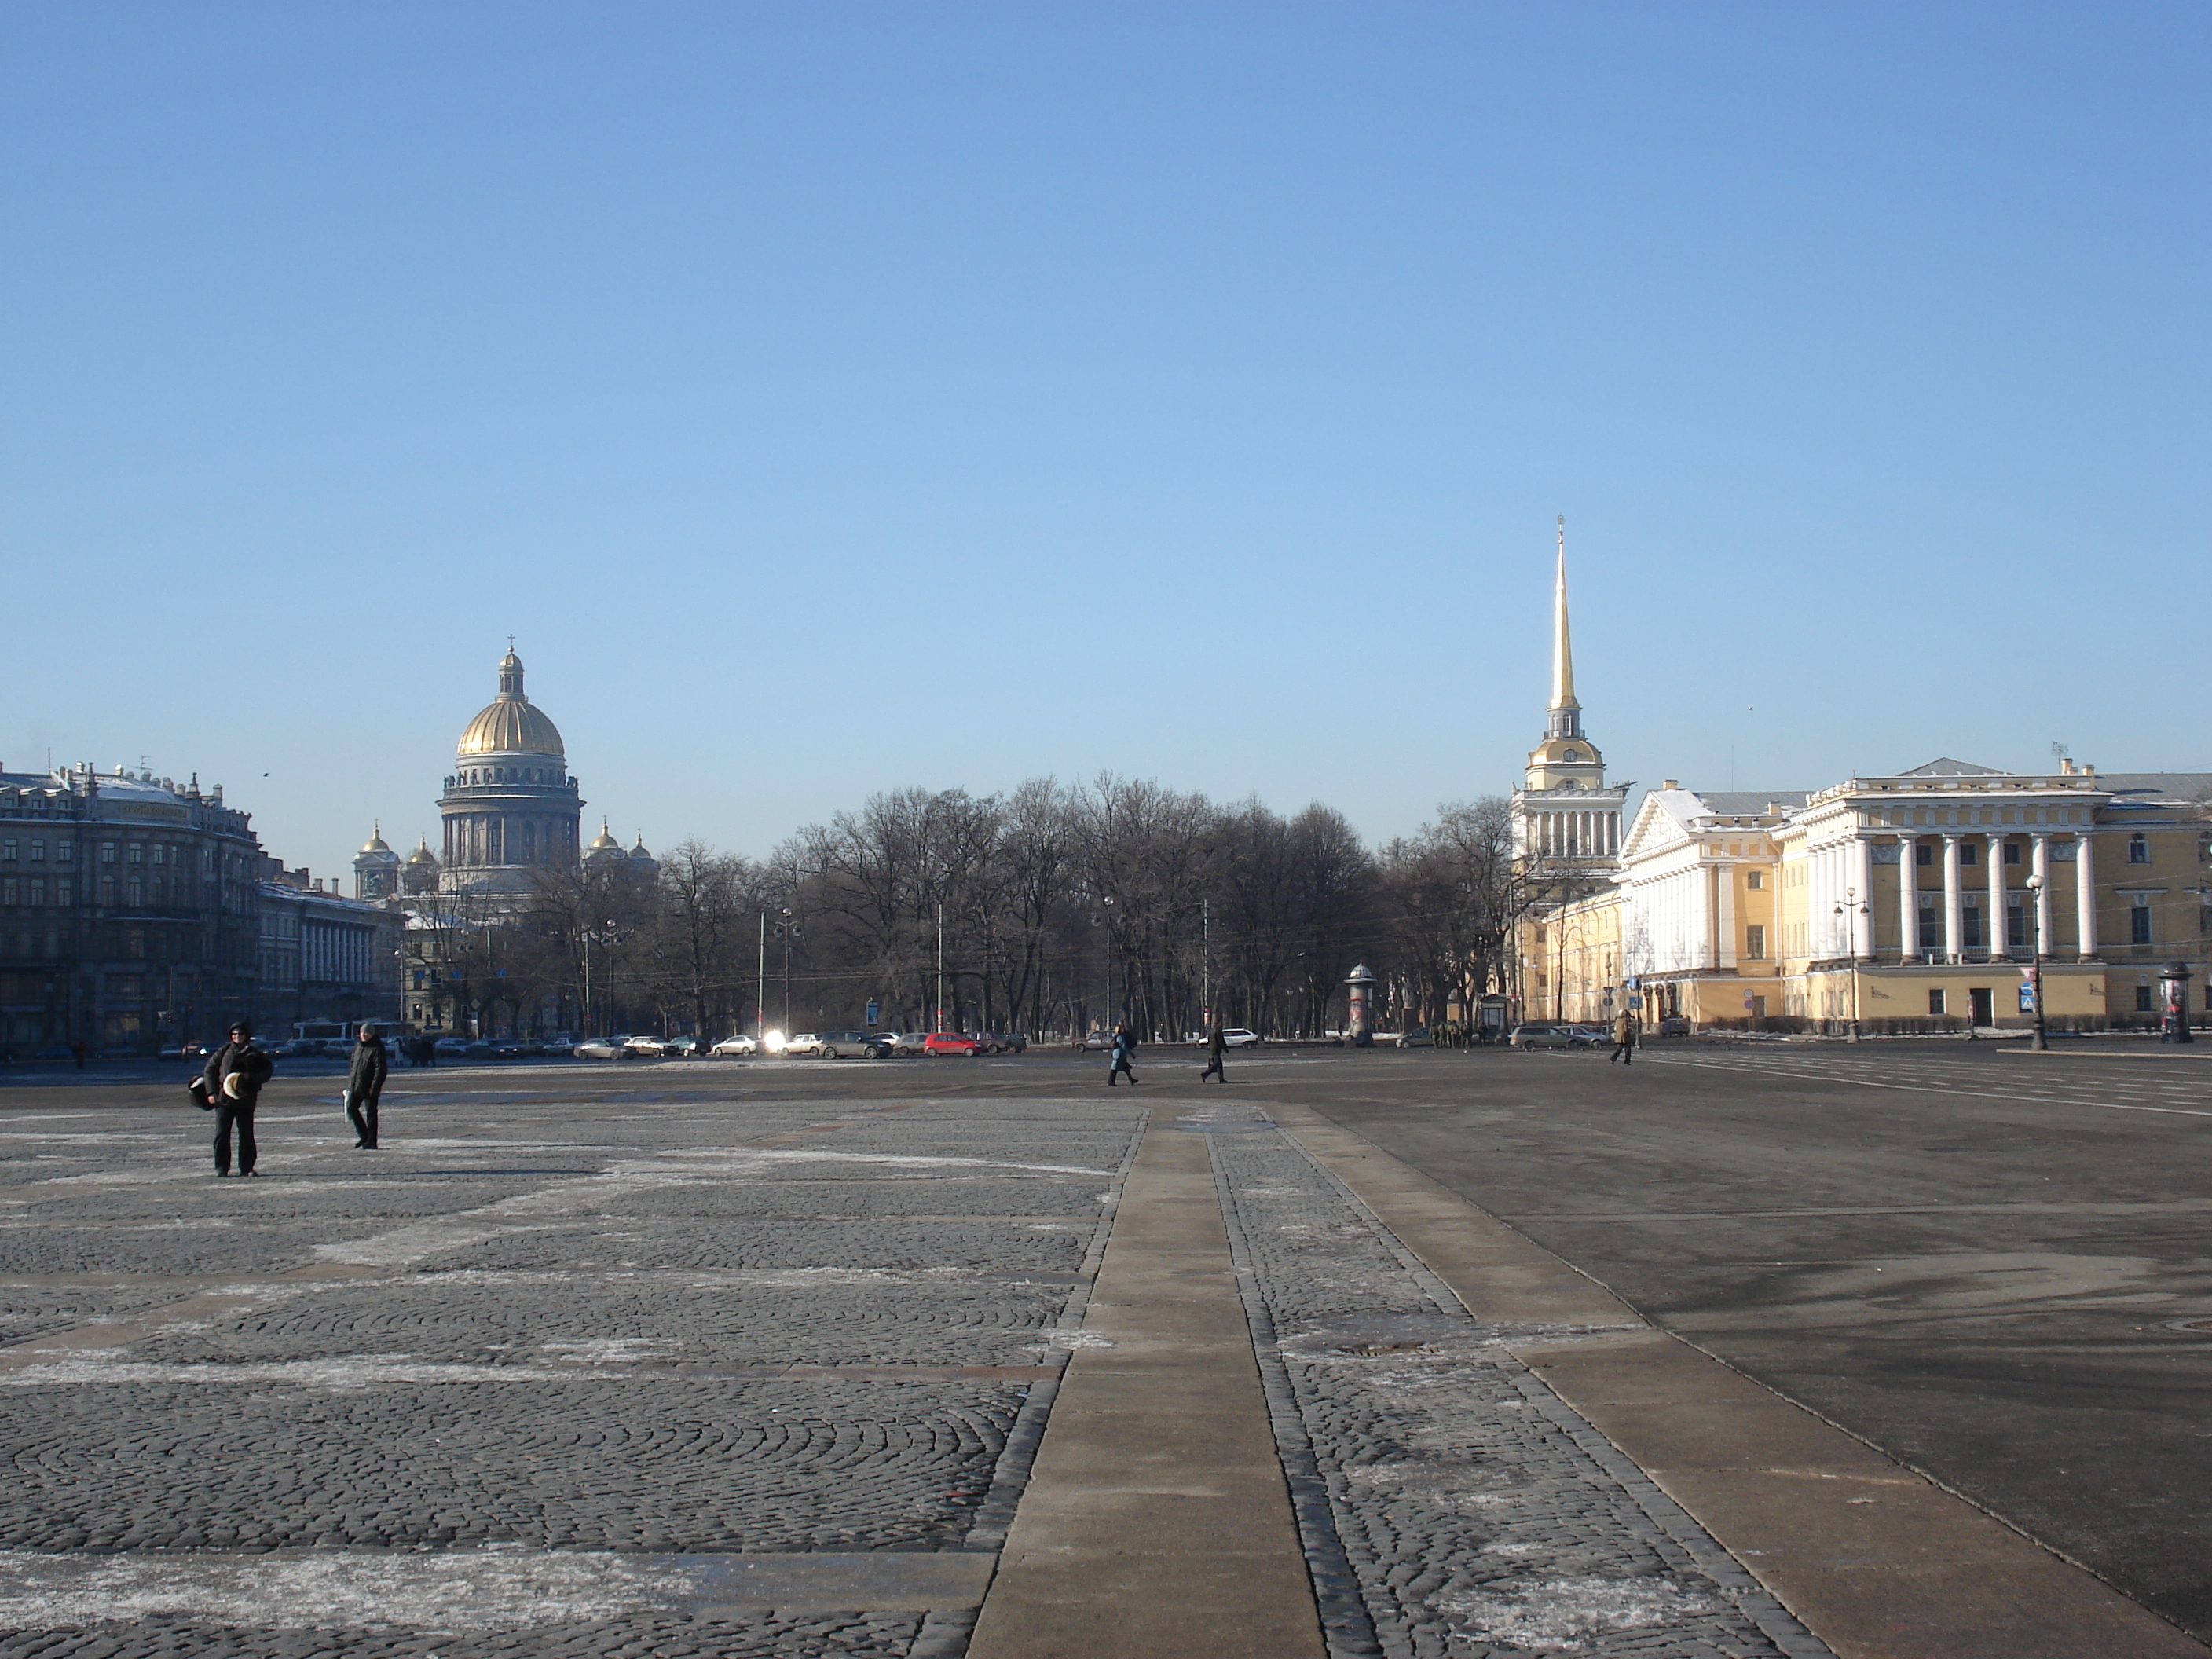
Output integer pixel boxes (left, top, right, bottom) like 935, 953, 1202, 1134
1745, 870, 1763, 890
2132, 904, 2153, 945
101, 842, 116, 864
2003, 841, 2021, 865
27, 879, 44, 906
27, 840, 42, 862
126, 877, 142, 906
2007, 903, 2027, 950
97, 876, 114, 906
1961, 842, 1979, 866
55, 840, 69, 862
1915, 842, 1933, 866
1961, 907, 1984, 948
0, 840, 13, 860
2129, 833, 2149, 864
1, 878, 14, 905
126, 844, 142, 865
54, 881, 70, 907
1745, 925, 1766, 960
1928, 989, 1946, 1016
2138, 985, 2155, 1012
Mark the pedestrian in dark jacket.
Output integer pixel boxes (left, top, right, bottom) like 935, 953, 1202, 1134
1199, 1020, 1227, 1083
201, 1022, 274, 1176
345, 1026, 388, 1149
1106, 1024, 1138, 1086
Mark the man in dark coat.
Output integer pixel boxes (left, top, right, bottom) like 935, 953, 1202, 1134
1199, 1020, 1227, 1084
201, 1022, 274, 1176
345, 1025, 388, 1149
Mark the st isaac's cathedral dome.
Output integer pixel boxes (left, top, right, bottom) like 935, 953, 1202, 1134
457, 650, 565, 759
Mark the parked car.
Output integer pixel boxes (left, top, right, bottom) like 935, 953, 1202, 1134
1393, 1027, 1432, 1049
709, 1034, 759, 1057
975, 1031, 1028, 1054
573, 1038, 627, 1060
781, 1033, 825, 1057
1656, 1014, 1690, 1037
879, 1032, 928, 1057
923, 1031, 985, 1057
818, 1030, 888, 1059
1509, 1023, 1599, 1050
621, 1035, 671, 1058
661, 1036, 699, 1058
489, 1041, 526, 1060
178, 1042, 211, 1062
1220, 1027, 1262, 1049
434, 1037, 478, 1059
1073, 1030, 1115, 1050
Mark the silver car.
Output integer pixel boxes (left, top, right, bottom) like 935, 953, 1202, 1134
818, 1031, 887, 1059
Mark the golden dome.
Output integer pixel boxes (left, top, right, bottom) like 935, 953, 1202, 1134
361, 822, 394, 855
587, 819, 622, 854
405, 836, 438, 866
456, 649, 566, 759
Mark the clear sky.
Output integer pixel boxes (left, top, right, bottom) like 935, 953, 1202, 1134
3, 3, 2205, 878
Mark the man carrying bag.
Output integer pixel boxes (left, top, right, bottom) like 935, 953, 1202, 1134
201, 1022, 274, 1177
345, 1024, 387, 1150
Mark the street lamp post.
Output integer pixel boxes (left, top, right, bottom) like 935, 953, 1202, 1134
2024, 873, 2049, 1050
1834, 887, 1869, 1042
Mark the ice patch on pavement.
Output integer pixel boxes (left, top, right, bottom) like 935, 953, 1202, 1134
1042, 1329, 1114, 1350
540, 1337, 679, 1364
1437, 1576, 1719, 1650
0, 1545, 695, 1629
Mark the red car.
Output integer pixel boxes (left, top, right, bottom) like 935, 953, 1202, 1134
921, 1031, 985, 1057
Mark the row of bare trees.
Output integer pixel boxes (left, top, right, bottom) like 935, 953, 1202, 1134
482, 778, 1544, 1042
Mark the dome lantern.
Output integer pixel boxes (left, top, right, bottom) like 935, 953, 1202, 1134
457, 643, 565, 759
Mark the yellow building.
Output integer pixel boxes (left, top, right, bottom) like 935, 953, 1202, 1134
1543, 759, 2210, 1033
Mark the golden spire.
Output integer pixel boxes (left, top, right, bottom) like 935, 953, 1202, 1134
1547, 516, 1582, 739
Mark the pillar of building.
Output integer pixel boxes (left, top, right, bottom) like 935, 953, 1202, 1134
1988, 834, 2009, 961
1852, 836, 1875, 961
2075, 833, 2098, 960
1715, 862, 1736, 969
1943, 835, 1964, 964
1898, 836, 1919, 961
2031, 834, 2053, 956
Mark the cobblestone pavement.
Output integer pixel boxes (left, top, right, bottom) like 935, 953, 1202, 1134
0, 1071, 1830, 1656
0, 1079, 1136, 1656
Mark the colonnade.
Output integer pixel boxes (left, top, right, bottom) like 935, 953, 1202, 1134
1530, 810, 1619, 859
1834, 830, 2096, 964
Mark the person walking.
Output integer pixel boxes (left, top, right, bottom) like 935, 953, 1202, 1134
201, 1022, 274, 1176
1199, 1019, 1227, 1083
345, 1024, 388, 1149
1106, 1024, 1139, 1086
1610, 1008, 1638, 1066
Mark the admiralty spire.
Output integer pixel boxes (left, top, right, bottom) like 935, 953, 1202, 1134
1513, 517, 1628, 873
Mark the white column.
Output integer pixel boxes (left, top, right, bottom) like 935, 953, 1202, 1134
2031, 834, 2053, 956
1898, 836, 1919, 961
1716, 860, 1737, 969
2075, 833, 2097, 960
1988, 832, 2008, 961
1943, 834, 1964, 964
1852, 835, 1875, 961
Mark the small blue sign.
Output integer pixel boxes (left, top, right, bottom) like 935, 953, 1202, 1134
866, 1001, 880, 1027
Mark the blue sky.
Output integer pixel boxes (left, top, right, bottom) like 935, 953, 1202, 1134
3, 3, 2205, 877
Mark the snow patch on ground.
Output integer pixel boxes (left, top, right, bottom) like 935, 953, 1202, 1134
1436, 1577, 1718, 1650
0, 1546, 695, 1629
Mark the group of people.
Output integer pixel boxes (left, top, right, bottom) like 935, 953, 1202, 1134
1099, 1020, 1234, 1086
192, 1022, 390, 1176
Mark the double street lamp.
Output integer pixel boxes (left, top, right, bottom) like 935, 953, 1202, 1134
2025, 873, 2049, 1051
1833, 886, 1868, 1042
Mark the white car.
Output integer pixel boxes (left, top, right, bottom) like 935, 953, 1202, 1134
1220, 1028, 1262, 1048
781, 1033, 825, 1057
709, 1035, 759, 1057
573, 1038, 626, 1060
621, 1035, 671, 1058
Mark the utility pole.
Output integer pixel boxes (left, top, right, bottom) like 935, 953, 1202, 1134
756, 910, 767, 1044
936, 902, 946, 1033
1202, 898, 1212, 1034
